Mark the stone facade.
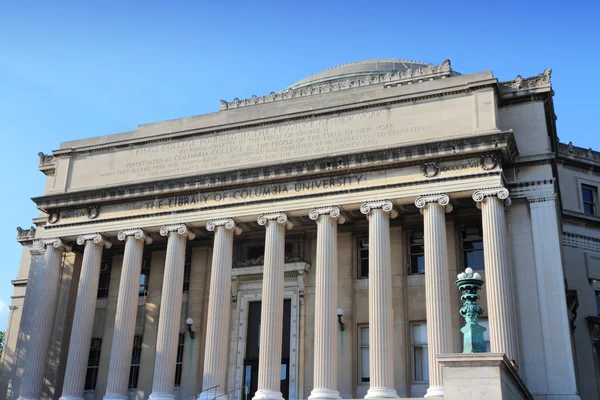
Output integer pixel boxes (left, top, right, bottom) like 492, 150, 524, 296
0, 59, 597, 400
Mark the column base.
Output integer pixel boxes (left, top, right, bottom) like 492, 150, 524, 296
18, 396, 41, 400
103, 395, 129, 400
424, 385, 444, 398
308, 388, 341, 400
252, 389, 283, 400
364, 387, 398, 399
149, 393, 175, 400
59, 396, 84, 400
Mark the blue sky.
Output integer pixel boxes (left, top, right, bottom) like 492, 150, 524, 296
0, 0, 598, 331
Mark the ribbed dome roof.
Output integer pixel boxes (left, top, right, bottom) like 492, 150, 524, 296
287, 58, 432, 89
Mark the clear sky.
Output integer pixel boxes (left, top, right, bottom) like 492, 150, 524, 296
0, 0, 598, 331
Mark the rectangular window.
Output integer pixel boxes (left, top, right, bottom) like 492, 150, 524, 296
582, 185, 597, 216
183, 248, 191, 293
84, 338, 102, 390
358, 325, 369, 383
358, 237, 369, 278
596, 291, 600, 316
461, 226, 484, 270
411, 323, 429, 383
128, 335, 142, 389
97, 260, 112, 299
139, 257, 151, 296
478, 318, 491, 352
408, 231, 425, 275
175, 333, 185, 387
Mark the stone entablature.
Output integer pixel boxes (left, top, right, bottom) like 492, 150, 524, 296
499, 68, 552, 95
558, 141, 600, 168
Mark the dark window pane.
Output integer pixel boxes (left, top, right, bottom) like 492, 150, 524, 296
465, 250, 485, 270
84, 367, 98, 390
584, 203, 595, 216
360, 259, 369, 278
463, 240, 484, 251
596, 292, 600, 316
582, 188, 594, 203
128, 366, 139, 389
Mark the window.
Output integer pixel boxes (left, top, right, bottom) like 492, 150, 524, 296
582, 185, 597, 216
479, 318, 491, 352
247, 246, 264, 260
84, 338, 102, 390
97, 260, 112, 298
128, 336, 142, 389
461, 226, 484, 270
408, 231, 425, 275
357, 237, 369, 278
139, 257, 151, 296
358, 325, 369, 383
411, 323, 429, 383
174, 333, 185, 387
183, 248, 191, 293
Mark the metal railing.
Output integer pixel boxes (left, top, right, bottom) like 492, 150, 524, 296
214, 386, 248, 400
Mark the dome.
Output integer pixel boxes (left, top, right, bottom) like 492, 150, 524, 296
286, 58, 433, 90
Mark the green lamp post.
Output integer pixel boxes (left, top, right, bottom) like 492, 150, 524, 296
456, 267, 486, 353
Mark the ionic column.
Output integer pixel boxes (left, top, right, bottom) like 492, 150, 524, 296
199, 219, 242, 400
473, 188, 519, 365
253, 213, 293, 400
104, 229, 153, 400
360, 200, 398, 399
308, 207, 345, 400
150, 224, 195, 400
18, 239, 72, 400
415, 194, 453, 399
60, 234, 112, 400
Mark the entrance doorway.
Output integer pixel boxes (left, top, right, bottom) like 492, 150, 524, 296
242, 299, 291, 400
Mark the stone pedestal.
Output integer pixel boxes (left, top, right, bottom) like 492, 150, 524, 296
360, 200, 398, 399
308, 207, 345, 400
438, 353, 533, 400
60, 234, 111, 400
104, 229, 152, 400
150, 224, 195, 400
415, 194, 453, 399
473, 189, 519, 363
253, 213, 293, 400
18, 239, 71, 400
199, 219, 241, 400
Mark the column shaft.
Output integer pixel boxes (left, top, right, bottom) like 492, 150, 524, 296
416, 195, 452, 399
150, 225, 194, 400
253, 214, 292, 400
360, 201, 398, 399
105, 230, 151, 400
18, 239, 70, 400
60, 235, 110, 400
309, 207, 343, 400
200, 219, 240, 399
478, 194, 519, 363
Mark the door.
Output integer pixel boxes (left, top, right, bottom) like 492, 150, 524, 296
243, 299, 291, 399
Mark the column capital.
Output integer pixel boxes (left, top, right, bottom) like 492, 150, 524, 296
415, 194, 453, 213
76, 233, 112, 248
360, 200, 398, 218
117, 228, 153, 244
309, 206, 346, 224
257, 212, 293, 230
159, 224, 196, 240
473, 187, 511, 207
206, 218, 243, 235
34, 237, 72, 252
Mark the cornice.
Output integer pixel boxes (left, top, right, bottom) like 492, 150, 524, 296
220, 60, 453, 110
563, 232, 600, 252
38, 152, 57, 176
33, 132, 516, 212
499, 68, 552, 97
557, 142, 600, 169
16, 226, 36, 245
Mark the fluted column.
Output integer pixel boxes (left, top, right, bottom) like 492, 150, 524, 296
360, 200, 398, 399
60, 234, 112, 400
18, 238, 72, 400
150, 224, 195, 400
104, 229, 153, 400
308, 206, 345, 400
199, 219, 242, 400
415, 194, 453, 399
473, 189, 519, 364
253, 213, 293, 400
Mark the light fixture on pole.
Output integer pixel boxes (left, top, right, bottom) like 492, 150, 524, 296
337, 307, 345, 331
185, 317, 195, 339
